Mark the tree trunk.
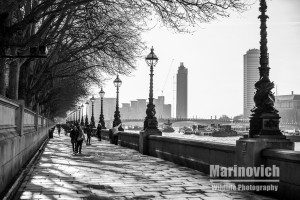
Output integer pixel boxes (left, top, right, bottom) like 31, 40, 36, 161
7, 59, 20, 100
0, 58, 6, 96
19, 60, 31, 101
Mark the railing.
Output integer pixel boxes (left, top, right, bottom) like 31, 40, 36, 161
0, 95, 53, 136
0, 96, 19, 129
0, 95, 54, 197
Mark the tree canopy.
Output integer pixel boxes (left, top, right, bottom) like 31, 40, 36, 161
0, 0, 249, 118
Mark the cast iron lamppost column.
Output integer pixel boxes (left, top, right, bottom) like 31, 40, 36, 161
143, 47, 160, 131
90, 96, 95, 128
77, 106, 81, 124
74, 111, 77, 123
80, 104, 84, 126
99, 87, 106, 129
139, 47, 162, 155
85, 101, 89, 127
113, 75, 123, 131
249, 0, 283, 138
235, 0, 293, 168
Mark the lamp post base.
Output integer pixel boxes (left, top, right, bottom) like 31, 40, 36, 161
236, 137, 294, 168
139, 129, 162, 155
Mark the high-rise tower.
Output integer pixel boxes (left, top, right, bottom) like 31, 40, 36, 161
243, 49, 260, 119
176, 62, 188, 118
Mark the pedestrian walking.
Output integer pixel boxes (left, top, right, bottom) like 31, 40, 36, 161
86, 125, 92, 145
111, 123, 121, 145
70, 125, 78, 153
57, 124, 61, 136
76, 125, 85, 154
96, 124, 102, 141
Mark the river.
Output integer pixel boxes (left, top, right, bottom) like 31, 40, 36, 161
126, 128, 300, 151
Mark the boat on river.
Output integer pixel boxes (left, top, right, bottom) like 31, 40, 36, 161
162, 120, 175, 133
211, 125, 238, 137
127, 125, 143, 131
179, 126, 193, 134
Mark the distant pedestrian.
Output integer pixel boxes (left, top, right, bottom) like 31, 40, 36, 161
111, 123, 122, 145
57, 124, 61, 136
86, 125, 92, 145
96, 124, 102, 141
56, 124, 61, 136
70, 126, 78, 153
76, 126, 85, 154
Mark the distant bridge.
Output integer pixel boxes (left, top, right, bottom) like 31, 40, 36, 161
105, 118, 300, 129
106, 118, 249, 125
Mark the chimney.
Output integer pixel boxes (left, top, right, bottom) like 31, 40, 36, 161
292, 91, 294, 95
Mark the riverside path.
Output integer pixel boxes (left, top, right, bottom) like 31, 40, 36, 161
14, 130, 275, 200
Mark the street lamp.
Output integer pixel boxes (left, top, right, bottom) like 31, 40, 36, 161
90, 96, 96, 128
143, 47, 160, 131
249, 0, 283, 138
235, 0, 293, 170
85, 101, 89, 127
74, 111, 76, 123
99, 87, 106, 129
80, 104, 84, 126
113, 75, 123, 131
77, 106, 81, 124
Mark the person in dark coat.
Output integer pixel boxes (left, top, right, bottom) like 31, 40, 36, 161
57, 124, 61, 136
76, 125, 85, 154
96, 124, 102, 141
86, 125, 92, 145
70, 125, 78, 153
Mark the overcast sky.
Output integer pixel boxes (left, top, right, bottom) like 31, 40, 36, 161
92, 0, 300, 119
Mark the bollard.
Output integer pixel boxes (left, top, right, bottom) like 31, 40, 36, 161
48, 127, 54, 139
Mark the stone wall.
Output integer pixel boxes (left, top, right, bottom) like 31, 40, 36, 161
148, 135, 236, 174
118, 132, 139, 151
0, 95, 53, 196
101, 129, 110, 140
101, 129, 300, 199
101, 129, 235, 173
262, 149, 300, 200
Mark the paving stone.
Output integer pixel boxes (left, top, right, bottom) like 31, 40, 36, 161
14, 134, 276, 200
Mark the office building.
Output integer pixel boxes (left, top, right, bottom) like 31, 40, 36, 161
120, 96, 171, 120
275, 91, 300, 124
87, 97, 116, 122
243, 49, 260, 119
176, 62, 188, 118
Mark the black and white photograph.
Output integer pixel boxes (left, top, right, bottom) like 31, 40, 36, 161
0, 0, 300, 199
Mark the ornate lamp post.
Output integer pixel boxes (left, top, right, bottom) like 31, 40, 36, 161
99, 87, 106, 129
77, 106, 81, 124
80, 104, 84, 126
139, 47, 162, 155
85, 101, 89, 127
90, 96, 96, 128
249, 0, 283, 138
143, 47, 160, 131
235, 0, 293, 168
75, 110, 77, 123
113, 75, 123, 131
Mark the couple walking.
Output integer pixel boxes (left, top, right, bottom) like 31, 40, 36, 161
70, 124, 85, 154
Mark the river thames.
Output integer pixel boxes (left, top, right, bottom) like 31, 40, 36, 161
127, 128, 300, 151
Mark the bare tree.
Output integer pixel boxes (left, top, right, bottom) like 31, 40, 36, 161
0, 0, 250, 117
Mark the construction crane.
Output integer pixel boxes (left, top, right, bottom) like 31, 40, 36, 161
161, 59, 174, 95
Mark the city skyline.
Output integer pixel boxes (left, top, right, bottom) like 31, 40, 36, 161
83, 96, 171, 121
89, 0, 300, 119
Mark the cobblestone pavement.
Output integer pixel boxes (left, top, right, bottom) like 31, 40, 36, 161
15, 131, 275, 200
